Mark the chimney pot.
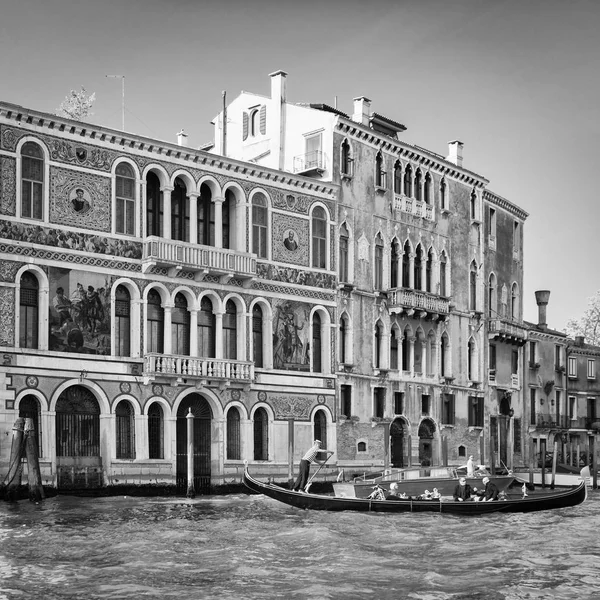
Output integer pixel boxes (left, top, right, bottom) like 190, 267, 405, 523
446, 140, 464, 167
177, 129, 188, 146
269, 70, 288, 102
352, 96, 371, 126
575, 335, 585, 346
535, 290, 551, 328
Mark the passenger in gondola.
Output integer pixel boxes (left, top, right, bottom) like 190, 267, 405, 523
466, 455, 475, 477
386, 482, 402, 500
431, 488, 441, 499
453, 477, 472, 502
292, 440, 333, 492
481, 476, 499, 501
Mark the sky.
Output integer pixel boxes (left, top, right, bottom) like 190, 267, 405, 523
1, 0, 598, 332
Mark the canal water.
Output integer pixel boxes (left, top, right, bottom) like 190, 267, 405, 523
1, 489, 599, 600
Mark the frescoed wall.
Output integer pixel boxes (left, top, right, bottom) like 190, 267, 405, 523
48, 267, 112, 354
272, 299, 311, 371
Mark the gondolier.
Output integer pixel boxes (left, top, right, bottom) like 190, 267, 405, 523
292, 440, 333, 492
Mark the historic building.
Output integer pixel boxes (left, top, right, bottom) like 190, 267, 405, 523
0, 99, 341, 492
211, 71, 529, 474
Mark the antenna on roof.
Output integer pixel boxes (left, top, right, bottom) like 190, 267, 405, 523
334, 95, 338, 109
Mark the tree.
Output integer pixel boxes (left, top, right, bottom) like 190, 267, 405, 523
565, 290, 600, 345
56, 87, 96, 121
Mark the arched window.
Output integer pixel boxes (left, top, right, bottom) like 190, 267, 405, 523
511, 283, 519, 320
414, 332, 423, 374
390, 328, 399, 370
468, 338, 476, 381
148, 402, 164, 459
20, 395, 42, 457
252, 304, 263, 367
426, 248, 434, 293
440, 253, 447, 297
402, 332, 410, 371
198, 183, 215, 246
311, 206, 327, 269
198, 296, 216, 358
341, 139, 353, 176
223, 299, 237, 360
115, 163, 135, 235
375, 151, 385, 188
470, 262, 478, 311
424, 172, 432, 205
393, 161, 402, 194
226, 407, 241, 460
340, 315, 349, 365
250, 109, 259, 137
313, 410, 327, 453
222, 189, 233, 250
254, 407, 268, 461
470, 189, 477, 220
171, 177, 189, 242
146, 172, 163, 237
374, 235, 384, 291
404, 164, 413, 197
390, 240, 400, 288
116, 400, 135, 459
252, 193, 268, 258
19, 271, 39, 349
441, 334, 449, 377
21, 142, 44, 220
414, 245, 423, 291
415, 168, 423, 202
488, 274, 497, 318
440, 178, 447, 210
402, 241, 411, 288
171, 293, 190, 355
55, 386, 100, 458
374, 321, 383, 369
339, 223, 349, 283
147, 289, 164, 353
312, 312, 322, 372
114, 285, 131, 357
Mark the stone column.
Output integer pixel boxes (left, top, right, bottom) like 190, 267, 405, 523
409, 336, 416, 376
215, 311, 224, 358
189, 308, 198, 357
163, 305, 173, 355
162, 186, 174, 240
214, 196, 224, 248
188, 193, 199, 245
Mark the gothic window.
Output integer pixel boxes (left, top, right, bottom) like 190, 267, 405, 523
415, 168, 423, 202
393, 161, 402, 194
341, 139, 353, 176
198, 296, 216, 358
390, 240, 400, 288
414, 245, 423, 290
339, 223, 350, 283
114, 285, 131, 357
511, 283, 519, 320
19, 271, 39, 349
21, 142, 44, 220
146, 172, 163, 237
115, 162, 135, 235
440, 253, 447, 297
223, 299, 237, 360
252, 304, 264, 368
425, 248, 433, 293
375, 151, 386, 188
147, 289, 164, 353
469, 261, 478, 311
402, 241, 411, 288
171, 293, 190, 355
197, 183, 215, 246
424, 172, 432, 205
312, 312, 322, 372
440, 177, 447, 210
374, 235, 384, 291
390, 328, 399, 370
470, 189, 477, 220
404, 164, 413, 197
374, 321, 383, 369
488, 274, 497, 318
171, 177, 189, 242
252, 193, 268, 258
311, 206, 327, 269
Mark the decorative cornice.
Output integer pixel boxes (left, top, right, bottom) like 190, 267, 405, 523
483, 189, 529, 221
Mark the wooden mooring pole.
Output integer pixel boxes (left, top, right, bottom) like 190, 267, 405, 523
5, 418, 25, 502
550, 440, 558, 490
24, 418, 44, 502
186, 408, 195, 499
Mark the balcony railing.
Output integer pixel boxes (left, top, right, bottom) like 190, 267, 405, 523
393, 194, 434, 221
142, 237, 256, 282
488, 319, 528, 344
293, 150, 324, 175
144, 353, 254, 383
388, 288, 450, 318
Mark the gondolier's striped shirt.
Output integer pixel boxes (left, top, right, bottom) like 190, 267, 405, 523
302, 446, 320, 463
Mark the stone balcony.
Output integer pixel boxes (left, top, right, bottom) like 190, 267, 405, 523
388, 288, 450, 320
393, 194, 434, 221
144, 353, 254, 386
142, 236, 257, 284
488, 318, 528, 345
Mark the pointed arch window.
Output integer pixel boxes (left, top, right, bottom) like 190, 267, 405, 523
426, 248, 433, 293
470, 262, 478, 311
198, 183, 215, 246
312, 312, 322, 373
226, 407, 241, 460
415, 168, 423, 202
340, 315, 349, 364
223, 299, 237, 360
114, 285, 131, 357
148, 402, 164, 459
424, 172, 432, 205
171, 293, 190, 355
440, 178, 447, 210
254, 407, 268, 461
115, 162, 135, 235
311, 206, 327, 269
222, 189, 233, 250
390, 328, 399, 370
21, 142, 44, 220
252, 304, 264, 367
313, 410, 327, 454
402, 241, 411, 288
470, 189, 477, 220
374, 321, 383, 369
468, 338, 476, 381
511, 283, 519, 320
402, 332, 410, 371
414, 245, 423, 290
147, 289, 164, 353
440, 253, 448, 297
146, 172, 163, 237
488, 274, 497, 318
171, 177, 189, 242
341, 139, 353, 176
390, 240, 400, 288
198, 296, 216, 358
404, 164, 413, 197
19, 271, 39, 349
339, 223, 349, 283
441, 334, 449, 377
375, 151, 385, 188
374, 235, 384, 291
116, 400, 135, 459
393, 161, 402, 194
252, 193, 268, 258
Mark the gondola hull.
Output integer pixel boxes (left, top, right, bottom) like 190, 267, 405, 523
243, 467, 587, 514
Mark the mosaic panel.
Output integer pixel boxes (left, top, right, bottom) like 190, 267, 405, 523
0, 260, 21, 282
272, 214, 308, 266
0, 156, 16, 216
269, 395, 315, 420
50, 166, 111, 232
0, 287, 15, 346
255, 263, 336, 290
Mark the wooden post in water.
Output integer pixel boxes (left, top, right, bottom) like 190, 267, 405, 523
479, 433, 485, 469
489, 436, 495, 475
592, 435, 598, 490
577, 442, 581, 470
288, 419, 294, 487
550, 440, 558, 490
5, 418, 25, 501
407, 434, 412, 468
529, 438, 535, 486
24, 418, 44, 502
186, 408, 195, 499
383, 421, 390, 472
441, 435, 448, 467
540, 438, 547, 488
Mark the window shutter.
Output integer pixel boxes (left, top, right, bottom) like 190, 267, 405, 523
243, 112, 249, 141
259, 105, 266, 135
513, 418, 522, 453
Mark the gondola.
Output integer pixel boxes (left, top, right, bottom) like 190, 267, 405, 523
243, 465, 587, 514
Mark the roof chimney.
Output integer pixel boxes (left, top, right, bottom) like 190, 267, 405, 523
177, 129, 188, 146
535, 290, 551, 329
269, 70, 287, 102
446, 140, 464, 167
575, 335, 585, 346
352, 96, 371, 126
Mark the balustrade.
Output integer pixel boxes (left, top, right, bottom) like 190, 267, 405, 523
144, 353, 254, 382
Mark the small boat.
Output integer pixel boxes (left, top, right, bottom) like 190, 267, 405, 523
243, 465, 587, 514
333, 465, 522, 499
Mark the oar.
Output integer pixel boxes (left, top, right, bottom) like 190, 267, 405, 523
304, 453, 332, 493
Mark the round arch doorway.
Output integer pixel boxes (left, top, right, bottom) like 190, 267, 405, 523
390, 418, 409, 468
418, 418, 436, 467
176, 394, 213, 495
